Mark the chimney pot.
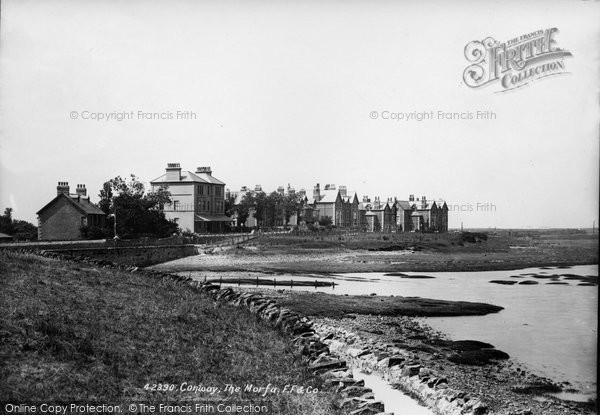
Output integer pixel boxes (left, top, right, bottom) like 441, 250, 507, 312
57, 181, 70, 195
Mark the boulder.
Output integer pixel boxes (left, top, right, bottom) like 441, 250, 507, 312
401, 364, 421, 377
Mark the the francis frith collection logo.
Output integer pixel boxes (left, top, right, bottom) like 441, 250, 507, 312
463, 28, 572, 92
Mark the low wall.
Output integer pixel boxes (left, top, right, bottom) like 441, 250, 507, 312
46, 245, 198, 267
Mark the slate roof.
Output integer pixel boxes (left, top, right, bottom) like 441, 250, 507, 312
151, 171, 225, 185
396, 200, 412, 210
151, 171, 206, 184
317, 190, 340, 203
37, 193, 105, 216
194, 172, 226, 185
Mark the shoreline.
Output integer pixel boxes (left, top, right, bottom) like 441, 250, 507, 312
156, 258, 598, 275
311, 314, 596, 415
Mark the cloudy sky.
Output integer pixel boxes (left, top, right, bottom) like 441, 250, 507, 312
1, 0, 598, 228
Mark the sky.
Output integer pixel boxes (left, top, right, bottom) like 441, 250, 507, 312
0, 0, 599, 229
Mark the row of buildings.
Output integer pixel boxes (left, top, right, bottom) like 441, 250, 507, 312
227, 182, 448, 233
36, 162, 448, 240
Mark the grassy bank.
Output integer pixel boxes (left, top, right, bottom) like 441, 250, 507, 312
260, 291, 503, 318
0, 251, 339, 414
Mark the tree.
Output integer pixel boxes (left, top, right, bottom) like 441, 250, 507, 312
235, 193, 254, 229
97, 175, 178, 238
282, 193, 303, 226
252, 192, 267, 227
12, 220, 38, 240
319, 216, 333, 227
0, 208, 14, 235
0, 207, 38, 240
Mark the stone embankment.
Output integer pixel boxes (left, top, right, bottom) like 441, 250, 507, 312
312, 322, 490, 415
11, 248, 494, 415
12, 249, 389, 415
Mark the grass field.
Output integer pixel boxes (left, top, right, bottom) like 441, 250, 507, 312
0, 250, 339, 414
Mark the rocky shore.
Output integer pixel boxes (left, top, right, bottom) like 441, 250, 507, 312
311, 314, 596, 415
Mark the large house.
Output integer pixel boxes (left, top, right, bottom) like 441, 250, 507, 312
311, 184, 360, 228
37, 182, 106, 240
396, 195, 449, 232
150, 163, 229, 233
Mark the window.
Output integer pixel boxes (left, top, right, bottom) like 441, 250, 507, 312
199, 185, 204, 195
174, 200, 180, 211
207, 201, 210, 211
216, 186, 222, 196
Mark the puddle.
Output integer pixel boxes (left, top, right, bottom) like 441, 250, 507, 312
352, 368, 434, 415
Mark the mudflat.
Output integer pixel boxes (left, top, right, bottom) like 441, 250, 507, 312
152, 230, 599, 274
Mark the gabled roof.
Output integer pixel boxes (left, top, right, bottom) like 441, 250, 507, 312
395, 200, 411, 210
37, 193, 105, 216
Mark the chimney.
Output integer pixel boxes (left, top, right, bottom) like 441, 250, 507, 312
277, 186, 285, 195
255, 184, 262, 192
363, 195, 369, 203
76, 184, 87, 197
409, 194, 414, 202
241, 186, 247, 192
196, 166, 212, 175
298, 189, 306, 197
166, 163, 182, 181
57, 181, 70, 195
422, 196, 427, 209
313, 183, 320, 200
339, 186, 347, 197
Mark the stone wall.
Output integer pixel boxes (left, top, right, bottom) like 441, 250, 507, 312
46, 245, 198, 267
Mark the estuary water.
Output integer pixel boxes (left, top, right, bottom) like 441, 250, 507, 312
191, 265, 598, 399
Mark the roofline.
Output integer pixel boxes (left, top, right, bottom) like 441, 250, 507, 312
37, 193, 88, 216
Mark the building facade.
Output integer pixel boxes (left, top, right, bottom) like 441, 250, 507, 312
150, 163, 229, 233
311, 183, 360, 228
37, 182, 106, 240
